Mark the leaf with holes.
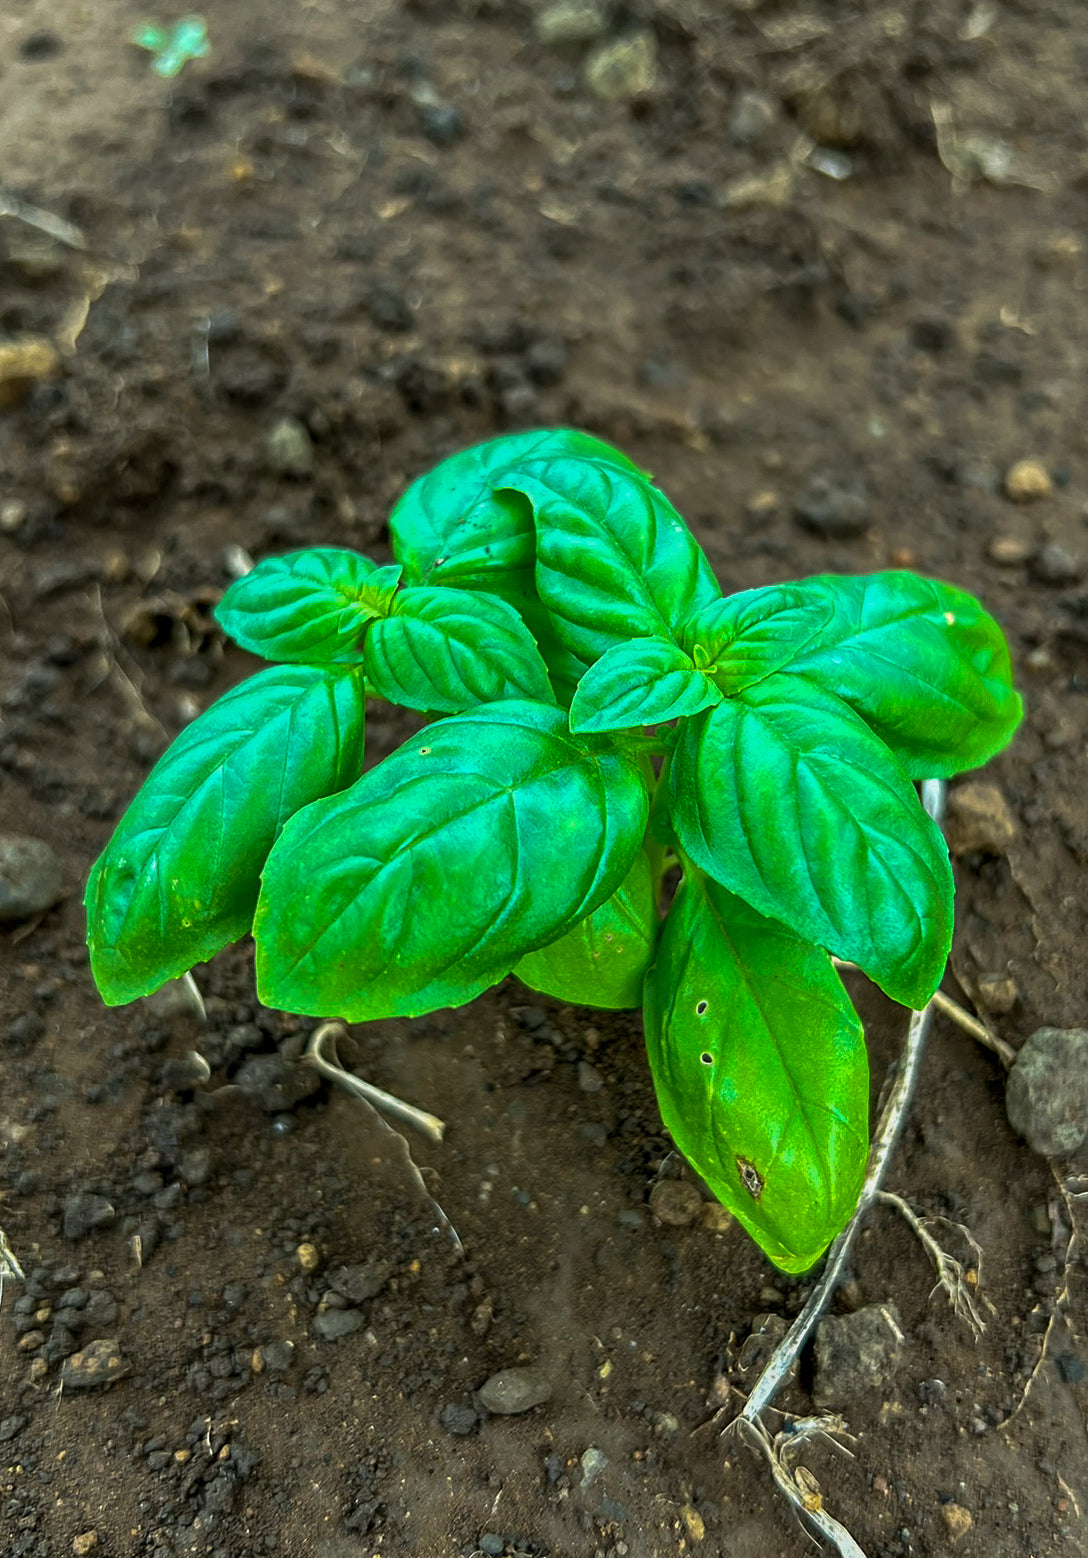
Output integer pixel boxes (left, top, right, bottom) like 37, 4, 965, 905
255, 701, 649, 1020
85, 666, 366, 1005
643, 866, 867, 1273
514, 847, 659, 1008
668, 674, 953, 1008
363, 587, 555, 712
215, 549, 402, 663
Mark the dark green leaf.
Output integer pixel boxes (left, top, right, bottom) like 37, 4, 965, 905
255, 701, 649, 1020
668, 674, 952, 1008
215, 549, 402, 663
85, 667, 366, 1005
643, 869, 868, 1273
569, 638, 722, 734
684, 572, 1022, 777
499, 459, 720, 662
363, 587, 555, 713
514, 848, 658, 1008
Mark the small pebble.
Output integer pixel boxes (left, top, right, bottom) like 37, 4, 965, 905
987, 534, 1033, 565
478, 1366, 552, 1415
1006, 1027, 1088, 1158
1031, 543, 1083, 586
439, 1401, 479, 1436
312, 1308, 363, 1341
265, 417, 315, 479
939, 1502, 973, 1544
0, 835, 64, 922
580, 1446, 608, 1488
533, 0, 607, 45
946, 781, 1017, 857
72, 1535, 98, 1557
729, 89, 778, 147
0, 338, 60, 407
1005, 459, 1052, 502
793, 474, 869, 539
649, 1179, 702, 1227
976, 973, 1018, 1014
61, 1194, 116, 1242
296, 1243, 320, 1273
813, 1304, 903, 1409
584, 33, 656, 101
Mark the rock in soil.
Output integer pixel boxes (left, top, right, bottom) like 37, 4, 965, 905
1006, 1027, 1088, 1158
478, 1366, 552, 1415
793, 474, 870, 539
946, 781, 1018, 856
584, 33, 656, 101
649, 1179, 702, 1226
60, 1339, 127, 1389
1004, 459, 1052, 501
0, 835, 64, 921
813, 1303, 904, 1410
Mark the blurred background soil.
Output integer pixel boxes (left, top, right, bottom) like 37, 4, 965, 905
1, 2, 1086, 1555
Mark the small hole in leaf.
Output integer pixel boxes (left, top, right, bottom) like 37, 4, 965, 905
700, 1052, 713, 1066
695, 1000, 708, 1016
419, 746, 430, 755
735, 1156, 764, 1200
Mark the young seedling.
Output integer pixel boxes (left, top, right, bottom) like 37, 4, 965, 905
84, 430, 1022, 1273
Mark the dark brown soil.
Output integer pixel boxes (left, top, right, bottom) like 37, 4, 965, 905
1, 3, 1086, 1556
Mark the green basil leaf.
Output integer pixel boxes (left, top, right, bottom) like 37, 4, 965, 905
499, 459, 720, 662
514, 848, 658, 1009
643, 869, 867, 1274
363, 587, 555, 713
668, 675, 952, 1008
85, 666, 366, 1005
569, 638, 722, 734
389, 428, 643, 594
215, 549, 402, 663
255, 701, 649, 1020
685, 572, 1023, 777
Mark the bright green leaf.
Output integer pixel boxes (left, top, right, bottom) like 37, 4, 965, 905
255, 701, 649, 1020
499, 459, 720, 662
215, 549, 402, 663
684, 572, 1023, 777
389, 428, 643, 595
668, 675, 953, 1008
514, 848, 659, 1008
363, 587, 555, 713
643, 869, 868, 1273
569, 637, 722, 734
85, 666, 366, 1005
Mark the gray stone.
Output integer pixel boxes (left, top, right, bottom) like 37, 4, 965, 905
794, 474, 869, 539
649, 1179, 702, 1227
730, 89, 778, 147
61, 1194, 116, 1241
0, 835, 63, 922
478, 1365, 552, 1415
60, 1338, 127, 1389
326, 1260, 391, 1304
439, 1401, 479, 1436
584, 33, 656, 101
260, 1340, 295, 1372
813, 1303, 904, 1409
312, 1307, 363, 1341
265, 416, 315, 479
1006, 1027, 1088, 1158
1032, 543, 1084, 587
534, 1, 608, 45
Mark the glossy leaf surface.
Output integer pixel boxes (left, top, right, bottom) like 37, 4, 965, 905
363, 587, 554, 713
644, 869, 868, 1273
569, 637, 722, 734
85, 667, 365, 1004
683, 572, 1022, 777
215, 549, 402, 663
514, 847, 658, 1009
669, 674, 953, 1008
498, 459, 720, 662
389, 428, 643, 595
255, 701, 648, 1020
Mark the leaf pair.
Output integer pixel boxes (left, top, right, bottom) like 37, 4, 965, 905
217, 548, 552, 714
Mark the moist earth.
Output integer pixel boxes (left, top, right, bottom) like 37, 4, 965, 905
1, 2, 1086, 1556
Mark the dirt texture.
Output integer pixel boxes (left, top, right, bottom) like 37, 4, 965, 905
1, 2, 1087, 1556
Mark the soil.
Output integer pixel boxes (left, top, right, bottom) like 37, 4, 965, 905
1, 2, 1087, 1556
